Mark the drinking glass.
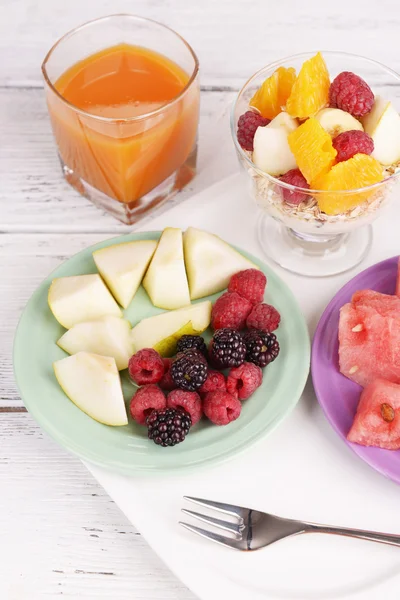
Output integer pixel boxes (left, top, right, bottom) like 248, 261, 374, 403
42, 15, 200, 225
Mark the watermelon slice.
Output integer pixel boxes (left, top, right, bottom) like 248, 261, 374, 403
396, 257, 400, 298
339, 302, 400, 387
352, 289, 400, 317
347, 378, 400, 450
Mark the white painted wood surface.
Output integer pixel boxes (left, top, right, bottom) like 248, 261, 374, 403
2, 0, 400, 597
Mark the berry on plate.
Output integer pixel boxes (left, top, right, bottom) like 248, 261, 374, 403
237, 110, 270, 151
130, 385, 167, 425
209, 328, 246, 369
167, 389, 202, 426
176, 335, 207, 357
159, 358, 176, 391
332, 130, 374, 162
170, 351, 208, 391
329, 71, 374, 118
347, 379, 400, 450
199, 369, 227, 397
243, 330, 280, 367
246, 303, 281, 332
226, 362, 263, 400
279, 169, 310, 206
203, 390, 242, 426
211, 292, 252, 331
128, 348, 164, 385
146, 407, 192, 447
228, 269, 267, 305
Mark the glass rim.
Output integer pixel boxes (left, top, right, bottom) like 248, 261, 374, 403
230, 50, 400, 195
41, 13, 200, 124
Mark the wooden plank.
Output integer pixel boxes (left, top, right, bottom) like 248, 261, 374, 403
0, 87, 236, 232
2, 0, 400, 87
0, 412, 195, 599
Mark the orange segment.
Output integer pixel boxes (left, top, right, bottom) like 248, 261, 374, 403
250, 67, 296, 120
313, 154, 384, 215
286, 52, 330, 119
288, 117, 337, 184
277, 67, 296, 107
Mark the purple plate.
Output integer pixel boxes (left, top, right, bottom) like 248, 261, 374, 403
312, 256, 400, 484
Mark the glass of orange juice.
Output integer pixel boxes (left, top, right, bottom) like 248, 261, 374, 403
42, 15, 200, 224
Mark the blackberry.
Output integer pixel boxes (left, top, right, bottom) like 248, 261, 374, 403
171, 351, 208, 391
209, 328, 246, 369
146, 408, 191, 447
177, 335, 207, 357
243, 330, 280, 367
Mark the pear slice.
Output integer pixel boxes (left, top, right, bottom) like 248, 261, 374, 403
183, 227, 259, 300
131, 301, 212, 356
362, 96, 400, 165
93, 240, 157, 308
54, 352, 128, 426
315, 108, 363, 137
143, 228, 191, 310
57, 316, 133, 370
48, 274, 122, 329
252, 125, 297, 176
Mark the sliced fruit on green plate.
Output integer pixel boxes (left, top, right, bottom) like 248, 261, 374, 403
183, 227, 259, 300
48, 274, 122, 329
131, 300, 212, 356
143, 227, 191, 310
93, 240, 157, 308
57, 316, 133, 371
53, 352, 128, 426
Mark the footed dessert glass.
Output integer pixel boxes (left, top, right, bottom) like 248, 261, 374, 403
231, 52, 400, 277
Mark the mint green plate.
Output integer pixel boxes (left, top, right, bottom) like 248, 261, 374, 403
14, 232, 310, 475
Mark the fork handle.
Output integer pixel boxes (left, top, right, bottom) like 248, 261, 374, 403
303, 522, 400, 547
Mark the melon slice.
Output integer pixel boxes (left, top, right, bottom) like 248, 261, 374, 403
339, 302, 400, 387
347, 378, 400, 450
396, 258, 400, 298
352, 289, 400, 317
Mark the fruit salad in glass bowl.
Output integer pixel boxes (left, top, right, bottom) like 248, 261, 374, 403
231, 51, 400, 276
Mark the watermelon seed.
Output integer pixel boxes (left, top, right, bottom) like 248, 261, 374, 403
352, 324, 363, 332
349, 366, 359, 374
380, 403, 395, 423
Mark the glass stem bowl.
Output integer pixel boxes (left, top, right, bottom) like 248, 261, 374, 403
231, 51, 400, 277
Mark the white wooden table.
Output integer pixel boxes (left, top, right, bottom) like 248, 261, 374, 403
2, 1, 400, 597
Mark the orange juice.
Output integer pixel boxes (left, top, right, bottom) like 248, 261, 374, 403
46, 44, 199, 204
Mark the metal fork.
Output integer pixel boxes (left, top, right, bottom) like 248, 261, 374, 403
180, 496, 400, 552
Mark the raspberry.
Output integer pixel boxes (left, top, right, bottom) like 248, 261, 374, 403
170, 352, 208, 391
332, 130, 374, 162
243, 330, 280, 367
209, 328, 246, 369
177, 335, 207, 357
228, 269, 266, 305
237, 110, 270, 151
130, 385, 166, 425
246, 303, 281, 332
128, 348, 164, 385
146, 408, 191, 447
167, 389, 202, 426
226, 362, 263, 400
279, 169, 310, 205
198, 369, 226, 397
203, 390, 242, 425
211, 292, 252, 330
159, 358, 176, 391
329, 72, 374, 118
